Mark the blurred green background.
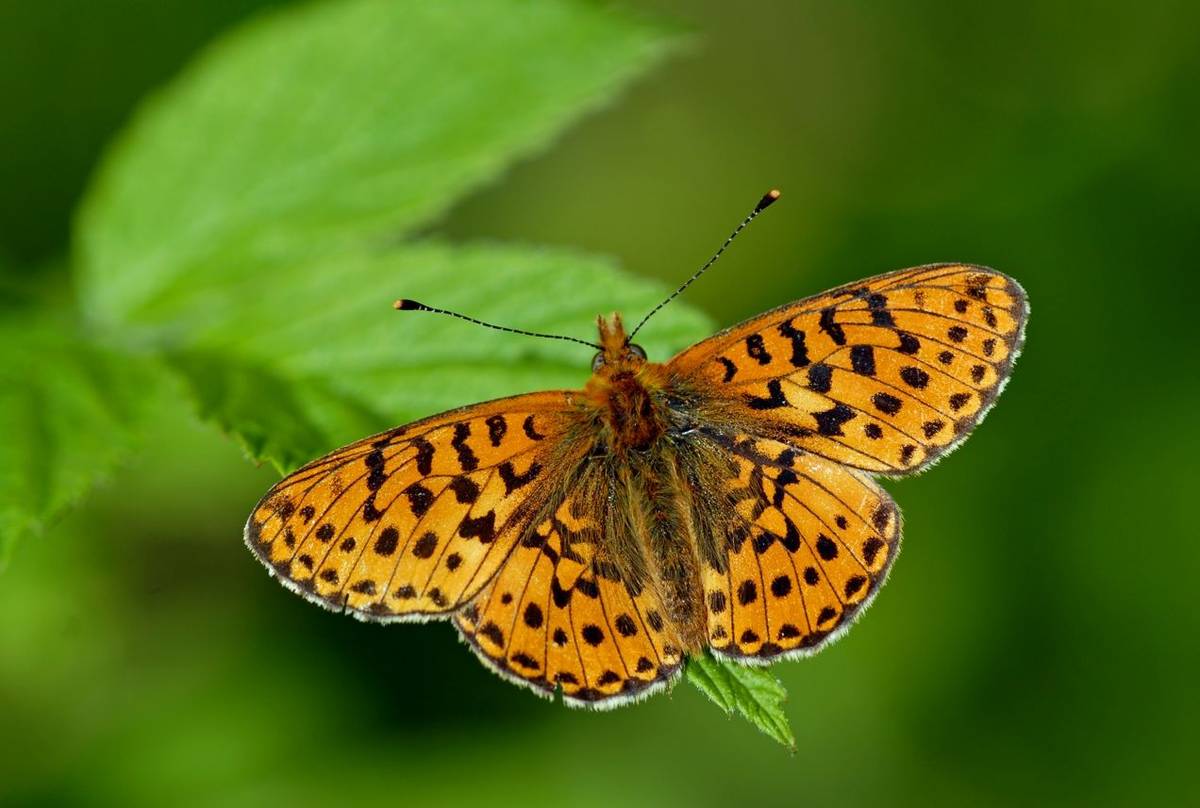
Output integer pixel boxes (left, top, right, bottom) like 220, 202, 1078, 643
2, 0, 1198, 805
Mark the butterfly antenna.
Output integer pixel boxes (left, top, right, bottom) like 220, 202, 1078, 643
626, 188, 781, 343
394, 299, 602, 350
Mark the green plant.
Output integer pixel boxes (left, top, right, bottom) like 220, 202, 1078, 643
2, 0, 792, 745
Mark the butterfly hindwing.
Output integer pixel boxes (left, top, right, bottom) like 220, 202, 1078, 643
689, 431, 899, 661
245, 392, 582, 620
669, 264, 1028, 475
455, 481, 685, 707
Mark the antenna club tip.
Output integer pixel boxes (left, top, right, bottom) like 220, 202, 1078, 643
394, 298, 424, 311
755, 188, 782, 212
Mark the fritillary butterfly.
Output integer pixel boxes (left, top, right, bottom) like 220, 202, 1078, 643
245, 191, 1028, 708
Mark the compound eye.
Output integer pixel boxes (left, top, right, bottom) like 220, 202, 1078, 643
628, 343, 647, 360
591, 351, 606, 372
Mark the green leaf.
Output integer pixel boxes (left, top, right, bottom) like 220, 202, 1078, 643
75, 0, 679, 329
165, 241, 712, 472
687, 650, 796, 749
0, 308, 166, 565
64, 0, 780, 733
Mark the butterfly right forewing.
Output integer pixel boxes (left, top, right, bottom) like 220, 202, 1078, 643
669, 264, 1028, 475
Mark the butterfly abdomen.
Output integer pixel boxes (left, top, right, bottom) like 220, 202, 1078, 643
616, 452, 709, 653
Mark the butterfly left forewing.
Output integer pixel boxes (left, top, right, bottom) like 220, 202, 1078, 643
669, 264, 1027, 475
690, 431, 899, 660
245, 392, 582, 620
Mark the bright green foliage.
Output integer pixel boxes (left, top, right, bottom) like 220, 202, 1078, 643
73, 0, 704, 472
0, 0, 778, 738
75, 0, 678, 329
687, 650, 796, 749
164, 241, 711, 472
0, 307, 164, 565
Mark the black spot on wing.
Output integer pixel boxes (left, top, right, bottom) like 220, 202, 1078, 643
460, 511, 497, 543
745, 334, 772, 365
866, 293, 894, 326
850, 345, 876, 376
899, 366, 930, 389
412, 531, 438, 558
708, 591, 727, 613
872, 393, 902, 415
614, 614, 638, 637
778, 319, 810, 367
746, 379, 789, 410
451, 423, 478, 472
499, 461, 542, 495
449, 476, 480, 504
814, 403, 855, 436
819, 308, 846, 345
523, 602, 543, 628
404, 483, 433, 517
780, 518, 801, 552
374, 527, 400, 557
485, 414, 507, 447
862, 537, 885, 567
522, 415, 545, 441
412, 437, 435, 476
510, 652, 540, 671
480, 621, 505, 648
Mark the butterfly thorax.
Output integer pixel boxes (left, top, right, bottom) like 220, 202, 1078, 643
583, 314, 672, 454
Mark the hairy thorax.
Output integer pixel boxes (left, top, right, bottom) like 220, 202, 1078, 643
585, 367, 670, 452
580, 314, 674, 455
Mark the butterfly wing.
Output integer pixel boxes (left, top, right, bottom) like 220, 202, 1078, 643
245, 391, 586, 620
668, 264, 1028, 475
454, 468, 686, 708
683, 430, 900, 660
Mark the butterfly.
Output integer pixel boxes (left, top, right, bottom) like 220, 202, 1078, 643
245, 190, 1028, 708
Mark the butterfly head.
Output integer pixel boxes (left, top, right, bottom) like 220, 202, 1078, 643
593, 313, 648, 373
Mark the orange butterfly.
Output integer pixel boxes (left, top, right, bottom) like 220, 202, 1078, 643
245, 191, 1028, 708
